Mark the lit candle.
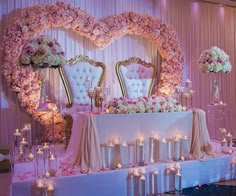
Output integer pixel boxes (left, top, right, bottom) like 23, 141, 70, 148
221, 138, 227, 147
226, 132, 233, 148
159, 138, 168, 161
173, 137, 180, 161
14, 129, 21, 136
28, 152, 34, 161
45, 171, 50, 178
47, 183, 54, 191
185, 79, 192, 88
120, 141, 128, 168
36, 179, 44, 189
181, 136, 189, 159
113, 137, 120, 145
149, 137, 155, 163
128, 142, 135, 165
21, 123, 31, 132
100, 144, 107, 168
219, 128, 227, 139
107, 141, 115, 169
167, 139, 173, 161
42, 142, 50, 150
20, 137, 28, 145
136, 138, 145, 166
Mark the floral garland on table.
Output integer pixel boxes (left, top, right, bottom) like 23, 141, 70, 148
105, 96, 185, 114
2, 2, 184, 142
198, 46, 232, 73
20, 35, 66, 69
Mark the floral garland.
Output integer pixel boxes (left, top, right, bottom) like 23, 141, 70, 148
105, 96, 185, 114
198, 46, 232, 73
2, 2, 184, 142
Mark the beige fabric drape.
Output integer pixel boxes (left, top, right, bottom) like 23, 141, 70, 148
73, 114, 102, 171
190, 109, 215, 160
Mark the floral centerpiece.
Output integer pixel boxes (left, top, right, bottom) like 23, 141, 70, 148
198, 46, 232, 73
198, 46, 232, 104
105, 96, 185, 114
20, 35, 66, 69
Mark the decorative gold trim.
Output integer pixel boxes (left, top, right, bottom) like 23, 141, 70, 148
116, 57, 157, 97
59, 55, 106, 107
58, 67, 73, 107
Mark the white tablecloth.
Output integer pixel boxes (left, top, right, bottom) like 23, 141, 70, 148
65, 112, 193, 171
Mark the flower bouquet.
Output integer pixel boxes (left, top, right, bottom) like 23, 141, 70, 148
105, 96, 185, 114
198, 46, 232, 73
198, 46, 232, 104
20, 35, 66, 69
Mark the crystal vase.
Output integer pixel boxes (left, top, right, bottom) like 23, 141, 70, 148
210, 73, 221, 104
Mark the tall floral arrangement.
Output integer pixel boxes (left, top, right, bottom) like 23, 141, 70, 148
20, 35, 66, 69
198, 46, 232, 73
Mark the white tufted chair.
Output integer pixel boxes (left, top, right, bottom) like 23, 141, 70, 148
116, 57, 157, 99
59, 55, 106, 112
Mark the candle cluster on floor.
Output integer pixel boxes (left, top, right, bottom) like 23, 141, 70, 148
12, 123, 58, 193
13, 123, 33, 162
100, 133, 190, 170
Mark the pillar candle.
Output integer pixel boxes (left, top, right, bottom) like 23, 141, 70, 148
159, 138, 168, 161
219, 128, 227, 140
120, 141, 129, 168
136, 138, 145, 166
107, 143, 115, 169
36, 147, 45, 178
181, 136, 189, 159
221, 138, 227, 153
128, 142, 135, 165
221, 138, 227, 147
100, 144, 107, 168
173, 137, 180, 161
167, 139, 173, 161
226, 132, 233, 148
14, 128, 22, 137
149, 137, 155, 163
153, 135, 159, 162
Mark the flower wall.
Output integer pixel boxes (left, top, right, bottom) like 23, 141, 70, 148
1, 2, 183, 142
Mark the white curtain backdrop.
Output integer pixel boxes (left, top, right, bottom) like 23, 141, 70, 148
1, 0, 236, 144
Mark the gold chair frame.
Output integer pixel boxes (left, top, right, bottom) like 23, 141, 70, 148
58, 55, 106, 107
116, 57, 157, 98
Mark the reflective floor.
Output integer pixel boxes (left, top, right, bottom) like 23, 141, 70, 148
1, 171, 235, 196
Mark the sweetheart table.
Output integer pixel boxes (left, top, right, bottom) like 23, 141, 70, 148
12, 109, 227, 196
65, 111, 193, 171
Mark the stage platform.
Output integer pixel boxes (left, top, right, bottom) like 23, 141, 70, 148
11, 141, 236, 196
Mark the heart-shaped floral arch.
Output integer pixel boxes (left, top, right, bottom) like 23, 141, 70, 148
2, 2, 184, 142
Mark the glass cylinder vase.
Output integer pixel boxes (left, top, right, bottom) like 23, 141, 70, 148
210, 73, 221, 104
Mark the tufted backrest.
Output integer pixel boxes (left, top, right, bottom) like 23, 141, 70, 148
116, 57, 157, 99
59, 55, 106, 111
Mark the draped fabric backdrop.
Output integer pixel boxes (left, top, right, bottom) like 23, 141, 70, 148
1, 0, 236, 144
